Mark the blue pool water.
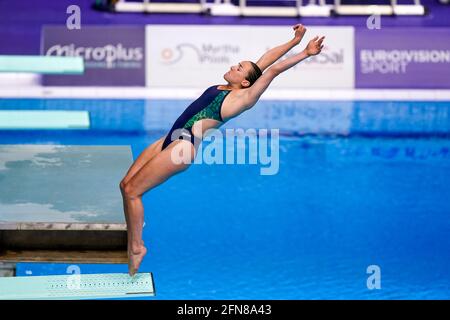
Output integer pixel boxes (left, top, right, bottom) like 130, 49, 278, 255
2, 130, 449, 299
1, 98, 450, 299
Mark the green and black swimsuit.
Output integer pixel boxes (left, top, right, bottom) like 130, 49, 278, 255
161, 85, 231, 150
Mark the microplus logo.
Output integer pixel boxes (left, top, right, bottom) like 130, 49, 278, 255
360, 49, 450, 74
46, 43, 144, 69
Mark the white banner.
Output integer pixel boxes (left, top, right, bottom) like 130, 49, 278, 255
146, 25, 354, 89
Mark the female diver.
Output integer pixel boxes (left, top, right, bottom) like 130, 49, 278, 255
120, 24, 325, 275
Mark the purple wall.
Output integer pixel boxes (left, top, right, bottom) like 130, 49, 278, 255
1, 0, 449, 55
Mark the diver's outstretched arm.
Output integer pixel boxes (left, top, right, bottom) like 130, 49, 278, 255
244, 36, 325, 108
255, 24, 307, 72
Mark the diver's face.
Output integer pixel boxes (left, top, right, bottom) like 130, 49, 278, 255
223, 61, 251, 88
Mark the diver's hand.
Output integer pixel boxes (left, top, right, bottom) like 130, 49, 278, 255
293, 24, 307, 45
305, 36, 325, 56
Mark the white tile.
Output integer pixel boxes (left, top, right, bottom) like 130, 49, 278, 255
433, 90, 450, 101
1, 85, 450, 101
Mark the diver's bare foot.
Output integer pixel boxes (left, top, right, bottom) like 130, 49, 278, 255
128, 244, 147, 276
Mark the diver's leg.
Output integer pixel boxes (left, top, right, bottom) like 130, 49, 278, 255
120, 135, 166, 188
120, 140, 196, 275
119, 135, 166, 251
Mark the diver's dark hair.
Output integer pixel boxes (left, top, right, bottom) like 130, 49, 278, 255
246, 62, 262, 86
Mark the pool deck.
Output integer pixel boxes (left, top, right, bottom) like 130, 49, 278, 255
1, 85, 450, 101
0, 145, 132, 266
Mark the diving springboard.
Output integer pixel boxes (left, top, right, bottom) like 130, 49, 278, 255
0, 110, 90, 129
0, 273, 155, 299
0, 55, 84, 74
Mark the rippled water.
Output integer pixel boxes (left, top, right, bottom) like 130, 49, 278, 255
5, 130, 450, 299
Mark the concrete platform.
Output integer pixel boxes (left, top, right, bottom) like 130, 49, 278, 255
0, 145, 133, 264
